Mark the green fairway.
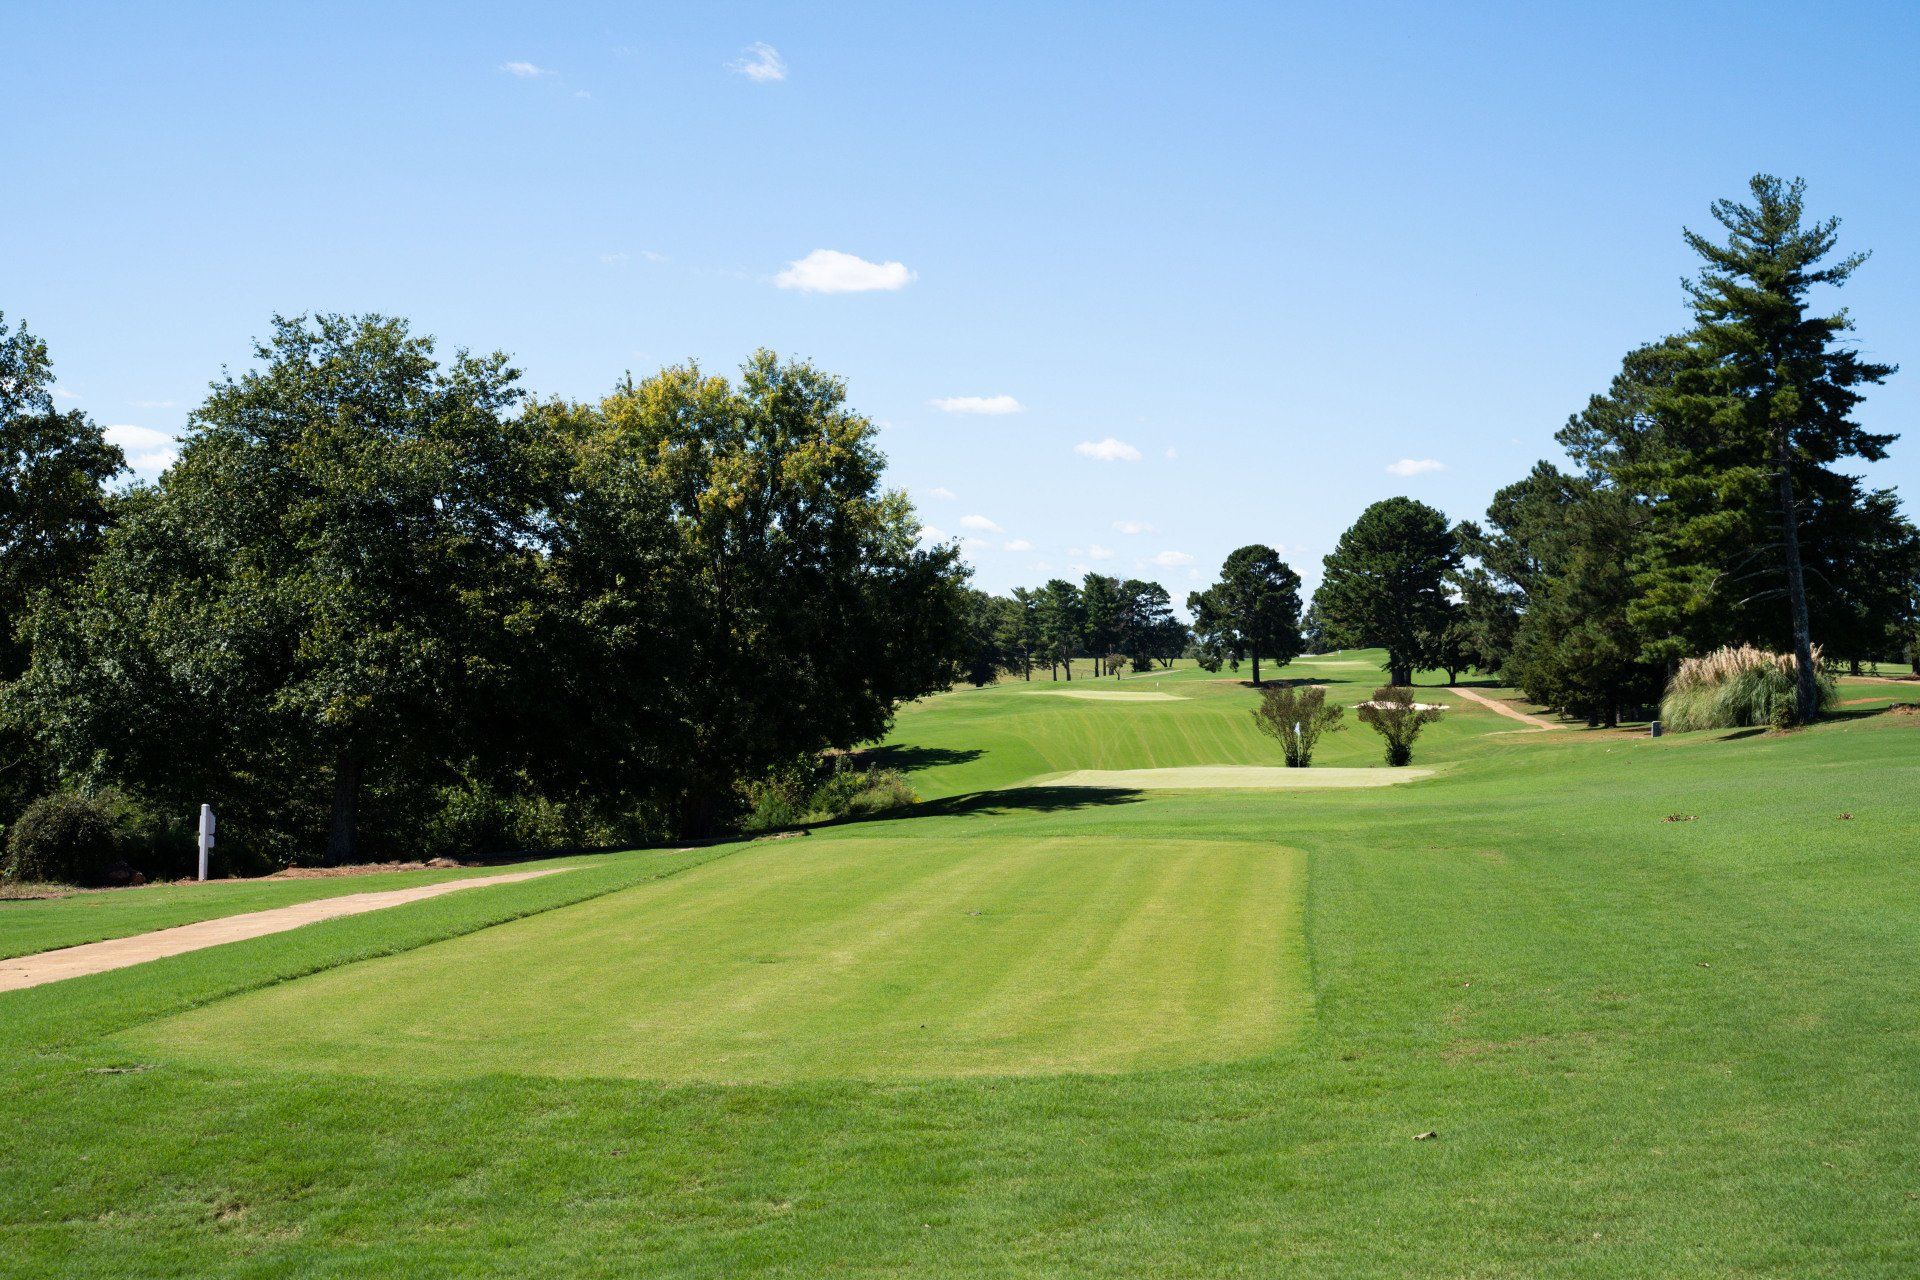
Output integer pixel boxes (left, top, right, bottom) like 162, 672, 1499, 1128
6, 652, 1920, 1276
123, 834, 1306, 1082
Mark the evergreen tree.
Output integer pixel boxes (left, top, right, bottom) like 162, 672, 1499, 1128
1314, 499, 1459, 686
1630, 175, 1895, 721
1185, 545, 1302, 686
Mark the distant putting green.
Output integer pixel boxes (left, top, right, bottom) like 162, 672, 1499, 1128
124, 833, 1306, 1083
1040, 765, 1433, 789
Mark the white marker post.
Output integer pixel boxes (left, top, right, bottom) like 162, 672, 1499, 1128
197, 804, 216, 881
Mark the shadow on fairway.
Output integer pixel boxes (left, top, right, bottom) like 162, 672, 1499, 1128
816, 785, 1145, 830
859, 744, 986, 772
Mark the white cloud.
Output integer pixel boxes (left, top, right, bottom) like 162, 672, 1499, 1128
730, 42, 787, 83
1066, 547, 1084, 557
1002, 538, 1033, 552
107, 423, 178, 474
1386, 457, 1446, 477
928, 394, 1023, 416
1113, 519, 1156, 535
1074, 437, 1142, 463
130, 398, 177, 409
52, 386, 81, 401
640, 249, 667, 262
1088, 544, 1115, 560
600, 252, 630, 266
1150, 550, 1194, 568
917, 524, 948, 544
959, 514, 1002, 533
500, 61, 549, 78
926, 486, 956, 500
774, 248, 915, 293
1165, 446, 1178, 460
574, 89, 592, 99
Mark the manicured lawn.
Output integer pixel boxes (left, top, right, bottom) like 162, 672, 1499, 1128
5, 651, 1920, 1276
124, 834, 1306, 1082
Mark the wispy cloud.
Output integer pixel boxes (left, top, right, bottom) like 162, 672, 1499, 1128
500, 61, 550, 78
52, 386, 80, 400
107, 423, 178, 474
1386, 457, 1446, 477
129, 398, 177, 409
959, 514, 1002, 533
1113, 519, 1156, 535
1002, 538, 1033, 552
1165, 446, 1179, 460
1149, 550, 1194, 567
730, 42, 787, 82
774, 248, 914, 293
1075, 437, 1142, 463
926, 486, 956, 500
1088, 544, 1115, 561
917, 524, 949, 544
929, 394, 1023, 416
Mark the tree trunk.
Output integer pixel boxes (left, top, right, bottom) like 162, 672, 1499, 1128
1774, 433, 1819, 722
1063, 658, 1073, 681
324, 751, 363, 865
1390, 662, 1412, 687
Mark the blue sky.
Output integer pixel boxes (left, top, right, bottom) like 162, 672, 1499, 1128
10, 1, 1919, 601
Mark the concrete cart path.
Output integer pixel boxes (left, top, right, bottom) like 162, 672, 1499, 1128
0, 867, 573, 994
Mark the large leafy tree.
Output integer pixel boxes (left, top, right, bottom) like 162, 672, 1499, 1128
0, 313, 124, 678
16, 314, 552, 865
1626, 176, 1895, 721
1186, 545, 1303, 686
1314, 498, 1458, 686
589, 352, 970, 832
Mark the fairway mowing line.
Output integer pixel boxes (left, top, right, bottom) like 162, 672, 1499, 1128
1036, 766, 1432, 790
1027, 690, 1187, 702
0, 867, 575, 993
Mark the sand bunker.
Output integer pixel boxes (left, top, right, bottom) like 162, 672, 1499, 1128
1037, 766, 1433, 790
1030, 690, 1187, 702
1356, 700, 1447, 711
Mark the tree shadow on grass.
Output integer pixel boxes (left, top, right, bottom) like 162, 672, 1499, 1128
858, 744, 985, 772
813, 785, 1145, 831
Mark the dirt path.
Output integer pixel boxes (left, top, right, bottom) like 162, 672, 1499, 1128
1447, 686, 1560, 731
0, 867, 572, 994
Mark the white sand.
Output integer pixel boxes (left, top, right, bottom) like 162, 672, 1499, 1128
1036, 766, 1434, 790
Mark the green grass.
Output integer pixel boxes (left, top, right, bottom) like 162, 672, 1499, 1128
5, 650, 1920, 1276
122, 834, 1305, 1082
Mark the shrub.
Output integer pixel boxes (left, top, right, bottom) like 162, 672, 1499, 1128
740, 759, 920, 832
1659, 644, 1836, 732
1250, 684, 1345, 767
3, 789, 146, 884
1356, 686, 1443, 767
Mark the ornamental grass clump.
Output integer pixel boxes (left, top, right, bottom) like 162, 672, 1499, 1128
1251, 685, 1345, 767
1660, 644, 1835, 732
1356, 686, 1443, 767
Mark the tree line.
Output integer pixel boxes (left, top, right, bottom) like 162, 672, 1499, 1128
1, 315, 975, 871
966, 176, 1920, 731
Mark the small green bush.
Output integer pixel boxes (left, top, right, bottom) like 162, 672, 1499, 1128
740, 759, 919, 832
1250, 684, 1345, 767
1356, 687, 1443, 767
4, 790, 143, 884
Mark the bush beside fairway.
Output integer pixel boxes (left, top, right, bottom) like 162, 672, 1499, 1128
3, 654, 1920, 1275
